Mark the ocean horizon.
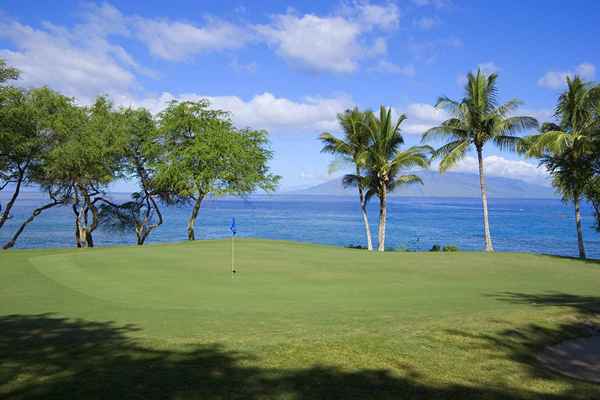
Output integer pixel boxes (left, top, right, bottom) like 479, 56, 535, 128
1, 191, 598, 259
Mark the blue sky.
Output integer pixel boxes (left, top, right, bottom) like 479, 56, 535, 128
1, 0, 599, 191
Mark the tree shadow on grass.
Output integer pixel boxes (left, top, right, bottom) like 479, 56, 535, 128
540, 254, 600, 265
1, 314, 598, 400
444, 292, 600, 394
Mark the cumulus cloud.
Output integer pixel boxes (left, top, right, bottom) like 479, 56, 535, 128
452, 155, 549, 186
128, 92, 353, 133
133, 17, 250, 61
0, 3, 259, 103
396, 103, 449, 135
0, 4, 143, 103
343, 1, 401, 31
538, 63, 596, 89
255, 2, 400, 73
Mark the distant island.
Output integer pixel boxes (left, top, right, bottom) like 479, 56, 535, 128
288, 171, 557, 199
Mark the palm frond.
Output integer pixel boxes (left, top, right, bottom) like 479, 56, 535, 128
437, 140, 470, 172
493, 135, 523, 152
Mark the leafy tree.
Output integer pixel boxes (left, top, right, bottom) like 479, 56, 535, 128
98, 108, 163, 245
423, 69, 538, 252
320, 108, 374, 251
364, 106, 432, 252
0, 87, 69, 233
522, 76, 600, 259
1, 88, 80, 249
38, 96, 126, 247
585, 176, 600, 232
0, 58, 19, 83
155, 100, 280, 241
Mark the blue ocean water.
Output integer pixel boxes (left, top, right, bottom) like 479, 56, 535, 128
0, 192, 598, 259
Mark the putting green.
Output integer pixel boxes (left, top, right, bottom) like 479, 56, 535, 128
2, 239, 600, 399
4, 239, 599, 340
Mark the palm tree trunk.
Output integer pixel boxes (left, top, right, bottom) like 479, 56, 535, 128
477, 147, 494, 252
358, 187, 373, 251
574, 195, 586, 259
377, 188, 387, 252
187, 196, 203, 241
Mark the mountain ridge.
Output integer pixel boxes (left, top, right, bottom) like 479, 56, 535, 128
288, 171, 557, 199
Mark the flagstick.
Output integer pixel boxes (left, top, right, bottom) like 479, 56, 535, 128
231, 233, 235, 277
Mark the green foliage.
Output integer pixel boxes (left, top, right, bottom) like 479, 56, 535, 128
363, 106, 432, 200
523, 76, 600, 202
442, 245, 459, 252
0, 87, 73, 231
585, 176, 600, 232
423, 69, 538, 171
0, 58, 19, 83
430, 244, 459, 252
155, 100, 280, 202
320, 108, 371, 190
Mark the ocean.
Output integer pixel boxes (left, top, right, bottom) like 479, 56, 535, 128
1, 192, 598, 259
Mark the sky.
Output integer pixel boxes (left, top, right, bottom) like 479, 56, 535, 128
1, 0, 599, 191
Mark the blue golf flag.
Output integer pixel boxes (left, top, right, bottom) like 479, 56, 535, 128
230, 217, 237, 235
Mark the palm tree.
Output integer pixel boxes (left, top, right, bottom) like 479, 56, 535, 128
522, 76, 600, 259
364, 106, 432, 252
423, 69, 538, 252
320, 108, 374, 250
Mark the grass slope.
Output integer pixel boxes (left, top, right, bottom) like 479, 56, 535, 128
1, 239, 599, 399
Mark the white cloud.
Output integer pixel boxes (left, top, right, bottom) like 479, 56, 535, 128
371, 61, 416, 76
0, 3, 258, 103
452, 155, 549, 186
134, 17, 249, 61
538, 63, 596, 89
346, 1, 401, 31
255, 2, 400, 73
396, 103, 449, 135
128, 92, 353, 133
256, 14, 363, 73
0, 14, 138, 103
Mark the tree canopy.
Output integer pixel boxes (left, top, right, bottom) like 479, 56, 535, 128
154, 100, 280, 240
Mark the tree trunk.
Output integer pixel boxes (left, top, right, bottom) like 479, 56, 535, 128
85, 230, 94, 247
377, 187, 387, 252
2, 202, 60, 249
0, 173, 23, 231
136, 225, 148, 246
574, 195, 586, 259
187, 196, 203, 241
477, 147, 494, 252
358, 187, 373, 251
74, 224, 82, 248
76, 211, 94, 248
137, 233, 147, 246
73, 205, 82, 248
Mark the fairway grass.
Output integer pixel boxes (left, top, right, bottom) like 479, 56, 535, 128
1, 239, 599, 399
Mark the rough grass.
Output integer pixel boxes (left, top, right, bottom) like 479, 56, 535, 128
1, 238, 599, 399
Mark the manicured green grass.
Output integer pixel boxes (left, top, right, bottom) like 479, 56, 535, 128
1, 239, 599, 399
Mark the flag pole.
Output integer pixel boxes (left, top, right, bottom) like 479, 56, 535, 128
230, 217, 236, 277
